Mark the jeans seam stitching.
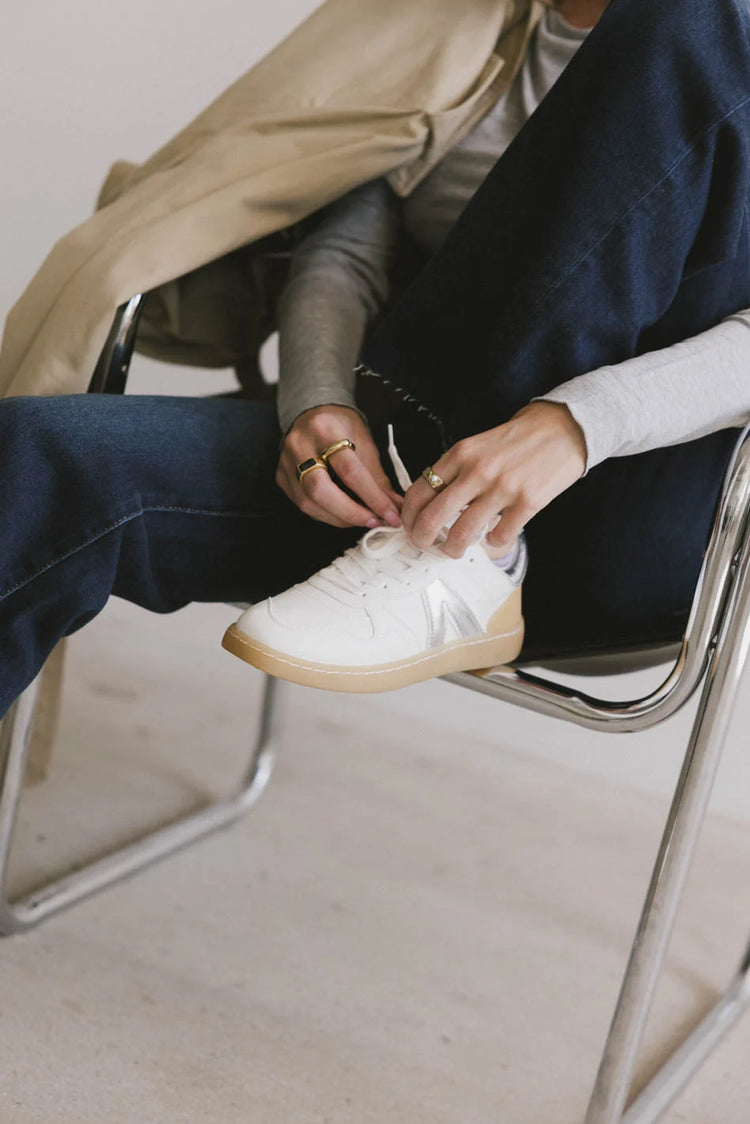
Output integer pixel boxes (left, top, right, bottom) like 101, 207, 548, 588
536, 93, 750, 308
0, 504, 264, 604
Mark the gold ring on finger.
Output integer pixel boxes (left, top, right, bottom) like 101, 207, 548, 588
421, 465, 446, 493
319, 438, 356, 463
296, 457, 329, 484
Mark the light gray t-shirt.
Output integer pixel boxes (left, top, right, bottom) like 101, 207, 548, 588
276, 9, 750, 470
402, 7, 588, 248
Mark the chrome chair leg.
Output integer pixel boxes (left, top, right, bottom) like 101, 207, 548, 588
0, 677, 42, 933
584, 544, 750, 1122
621, 944, 750, 1124
0, 673, 281, 935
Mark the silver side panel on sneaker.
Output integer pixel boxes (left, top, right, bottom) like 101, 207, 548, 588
422, 579, 483, 649
505, 531, 529, 587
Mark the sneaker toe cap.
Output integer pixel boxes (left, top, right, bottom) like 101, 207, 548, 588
234, 586, 375, 662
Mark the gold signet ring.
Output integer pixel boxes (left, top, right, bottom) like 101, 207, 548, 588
421, 465, 446, 493
296, 457, 329, 484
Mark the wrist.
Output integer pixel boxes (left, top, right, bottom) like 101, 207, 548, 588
516, 400, 588, 476
284, 402, 368, 439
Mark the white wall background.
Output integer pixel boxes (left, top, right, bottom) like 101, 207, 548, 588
1, 1, 315, 315
3, 0, 750, 823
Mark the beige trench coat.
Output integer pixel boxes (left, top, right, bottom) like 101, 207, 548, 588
4, 0, 544, 780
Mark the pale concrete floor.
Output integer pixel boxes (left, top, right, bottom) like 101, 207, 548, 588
3, 598, 750, 1123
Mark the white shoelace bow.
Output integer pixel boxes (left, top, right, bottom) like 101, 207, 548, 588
307, 426, 493, 598
309, 426, 447, 596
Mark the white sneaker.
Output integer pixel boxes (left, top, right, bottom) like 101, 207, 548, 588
222, 524, 525, 693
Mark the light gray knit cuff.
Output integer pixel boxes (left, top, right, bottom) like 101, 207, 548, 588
277, 387, 369, 438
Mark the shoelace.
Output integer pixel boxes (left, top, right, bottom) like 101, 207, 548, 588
386, 424, 413, 492
311, 427, 450, 596
310, 525, 446, 596
307, 425, 479, 597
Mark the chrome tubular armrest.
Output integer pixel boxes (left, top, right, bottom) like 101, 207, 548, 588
88, 294, 145, 395
445, 424, 750, 734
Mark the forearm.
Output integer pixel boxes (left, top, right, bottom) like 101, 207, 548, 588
276, 178, 398, 435
537, 310, 750, 471
277, 271, 368, 433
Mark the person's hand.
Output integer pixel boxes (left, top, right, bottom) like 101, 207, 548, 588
278, 404, 403, 529
401, 401, 587, 558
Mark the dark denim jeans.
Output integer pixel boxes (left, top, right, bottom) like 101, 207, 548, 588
363, 0, 750, 657
1, 0, 749, 717
0, 394, 367, 719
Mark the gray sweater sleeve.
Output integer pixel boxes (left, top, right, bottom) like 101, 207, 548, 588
276, 179, 399, 435
537, 310, 750, 472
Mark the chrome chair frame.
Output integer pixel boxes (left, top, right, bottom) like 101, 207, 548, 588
2, 297, 750, 1122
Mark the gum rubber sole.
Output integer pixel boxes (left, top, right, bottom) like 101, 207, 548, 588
221, 614, 525, 694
